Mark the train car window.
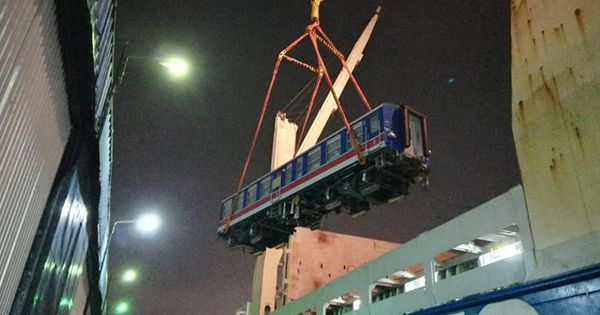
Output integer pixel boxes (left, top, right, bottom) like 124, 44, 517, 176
308, 147, 321, 172
284, 163, 292, 185
236, 191, 245, 211
247, 184, 257, 205
272, 172, 281, 190
221, 200, 230, 220
326, 135, 341, 162
368, 113, 381, 137
296, 157, 304, 179
260, 177, 271, 199
347, 122, 363, 150
408, 113, 424, 157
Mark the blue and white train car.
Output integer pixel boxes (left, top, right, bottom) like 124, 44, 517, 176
218, 103, 430, 251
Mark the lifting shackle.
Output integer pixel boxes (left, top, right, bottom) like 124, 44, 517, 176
311, 0, 322, 22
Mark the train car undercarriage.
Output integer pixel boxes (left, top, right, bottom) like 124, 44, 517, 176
221, 150, 429, 253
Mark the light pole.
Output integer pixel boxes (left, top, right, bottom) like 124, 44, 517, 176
114, 55, 190, 94
104, 49, 189, 314
105, 213, 161, 251
100, 213, 161, 314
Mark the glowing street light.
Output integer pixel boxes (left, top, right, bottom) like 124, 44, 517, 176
114, 55, 191, 93
159, 57, 190, 78
108, 212, 162, 238
121, 268, 138, 284
100, 213, 161, 313
114, 301, 130, 314
135, 213, 161, 233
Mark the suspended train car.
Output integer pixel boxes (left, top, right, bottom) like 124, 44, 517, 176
218, 103, 430, 251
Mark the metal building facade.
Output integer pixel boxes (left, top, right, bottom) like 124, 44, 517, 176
0, 1, 70, 313
0, 0, 115, 313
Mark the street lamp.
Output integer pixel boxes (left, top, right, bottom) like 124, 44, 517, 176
105, 48, 184, 313
114, 301, 130, 314
101, 213, 161, 314
108, 213, 161, 242
114, 55, 190, 93
159, 57, 190, 78
121, 268, 138, 284
135, 213, 161, 233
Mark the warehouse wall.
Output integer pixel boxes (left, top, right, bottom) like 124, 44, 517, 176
0, 1, 71, 313
1, 0, 115, 313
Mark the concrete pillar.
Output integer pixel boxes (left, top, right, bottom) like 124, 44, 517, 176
250, 248, 284, 315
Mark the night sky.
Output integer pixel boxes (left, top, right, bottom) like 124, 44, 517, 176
110, 1, 518, 314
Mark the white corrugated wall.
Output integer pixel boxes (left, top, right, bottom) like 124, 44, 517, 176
0, 0, 70, 313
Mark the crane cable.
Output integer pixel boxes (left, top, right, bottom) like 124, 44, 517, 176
296, 71, 323, 152
224, 31, 310, 233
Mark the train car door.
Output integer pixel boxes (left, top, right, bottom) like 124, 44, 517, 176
222, 198, 233, 222
402, 106, 429, 158
366, 110, 382, 155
